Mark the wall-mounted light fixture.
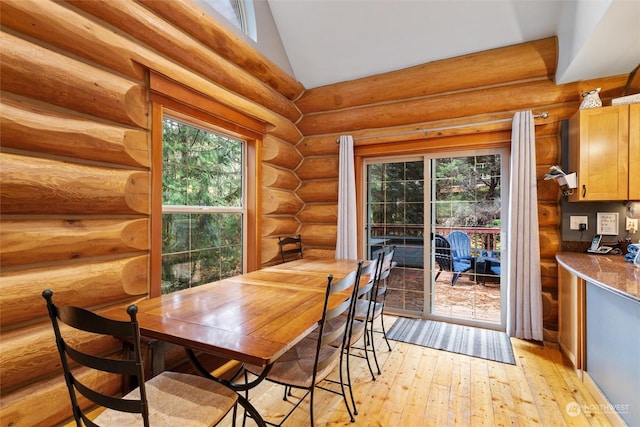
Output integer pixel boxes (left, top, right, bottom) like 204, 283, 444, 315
544, 165, 577, 196
626, 201, 640, 219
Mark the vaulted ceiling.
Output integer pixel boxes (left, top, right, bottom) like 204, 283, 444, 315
267, 0, 640, 89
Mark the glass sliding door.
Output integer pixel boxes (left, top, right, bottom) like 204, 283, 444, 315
364, 150, 506, 328
365, 159, 426, 313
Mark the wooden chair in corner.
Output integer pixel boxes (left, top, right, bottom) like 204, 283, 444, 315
42, 289, 264, 427
278, 234, 303, 263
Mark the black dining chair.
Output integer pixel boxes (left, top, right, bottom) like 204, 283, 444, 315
353, 247, 394, 377
42, 289, 258, 427
277, 234, 303, 263
243, 263, 362, 426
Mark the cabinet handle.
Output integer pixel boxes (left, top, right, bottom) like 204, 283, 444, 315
582, 185, 587, 198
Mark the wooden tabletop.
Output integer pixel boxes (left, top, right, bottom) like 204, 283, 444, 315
104, 258, 363, 367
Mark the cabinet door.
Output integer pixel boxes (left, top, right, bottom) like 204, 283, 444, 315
629, 104, 640, 200
569, 105, 629, 201
558, 265, 584, 372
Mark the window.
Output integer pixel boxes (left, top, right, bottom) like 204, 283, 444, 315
199, 0, 257, 41
161, 118, 245, 294
149, 71, 264, 297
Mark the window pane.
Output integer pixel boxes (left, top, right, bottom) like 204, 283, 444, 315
162, 118, 244, 294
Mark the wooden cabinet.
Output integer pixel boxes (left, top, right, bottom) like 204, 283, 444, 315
629, 104, 640, 200
568, 104, 640, 201
557, 264, 584, 373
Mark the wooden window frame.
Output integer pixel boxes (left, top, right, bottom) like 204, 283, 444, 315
149, 72, 263, 297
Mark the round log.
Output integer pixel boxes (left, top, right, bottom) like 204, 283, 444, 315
262, 164, 300, 190
538, 203, 560, 228
540, 259, 559, 279
0, 0, 146, 81
297, 157, 339, 180
261, 217, 300, 237
539, 228, 560, 259
1, 219, 148, 267
261, 238, 282, 265
0, 31, 147, 128
0, 364, 121, 427
542, 291, 559, 325
1, 97, 149, 167
535, 134, 560, 166
138, 0, 304, 100
0, 322, 119, 391
67, 0, 300, 123
299, 224, 337, 247
262, 187, 303, 215
296, 38, 558, 113
303, 248, 337, 258
297, 78, 628, 136
298, 204, 338, 223
0, 153, 149, 215
262, 136, 303, 169
0, 256, 147, 328
296, 180, 339, 203
296, 136, 340, 157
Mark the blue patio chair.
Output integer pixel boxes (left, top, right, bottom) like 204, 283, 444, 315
447, 230, 474, 264
434, 234, 473, 286
477, 249, 501, 284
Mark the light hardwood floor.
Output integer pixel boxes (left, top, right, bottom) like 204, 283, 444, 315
219, 316, 614, 427
64, 316, 615, 427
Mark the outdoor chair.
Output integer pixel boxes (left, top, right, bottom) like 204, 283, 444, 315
478, 249, 501, 285
434, 234, 473, 286
447, 230, 475, 265
41, 289, 249, 427
278, 234, 303, 263
243, 263, 362, 426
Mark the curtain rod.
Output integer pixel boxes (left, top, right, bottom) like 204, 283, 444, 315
336, 112, 549, 143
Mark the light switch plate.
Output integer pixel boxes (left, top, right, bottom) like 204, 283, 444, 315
570, 215, 588, 230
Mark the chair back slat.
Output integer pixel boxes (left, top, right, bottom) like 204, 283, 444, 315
42, 289, 150, 427
278, 234, 303, 263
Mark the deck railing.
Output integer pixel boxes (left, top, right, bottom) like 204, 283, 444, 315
369, 226, 501, 268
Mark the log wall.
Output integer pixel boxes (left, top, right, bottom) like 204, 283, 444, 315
0, 0, 303, 425
0, 1, 634, 425
293, 37, 630, 341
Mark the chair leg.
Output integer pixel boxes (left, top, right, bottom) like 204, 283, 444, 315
451, 271, 460, 286
343, 347, 358, 415
378, 310, 392, 352
361, 334, 377, 381
367, 320, 382, 375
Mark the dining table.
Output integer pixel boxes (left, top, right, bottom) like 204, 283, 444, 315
103, 257, 365, 425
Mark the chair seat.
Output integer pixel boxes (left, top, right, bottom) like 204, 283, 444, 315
354, 299, 382, 321
245, 336, 340, 390
94, 371, 237, 427
453, 260, 472, 273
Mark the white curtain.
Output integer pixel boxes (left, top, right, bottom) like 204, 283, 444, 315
336, 135, 358, 259
507, 111, 543, 341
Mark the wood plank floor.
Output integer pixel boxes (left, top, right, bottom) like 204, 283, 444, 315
64, 316, 615, 427
217, 316, 614, 427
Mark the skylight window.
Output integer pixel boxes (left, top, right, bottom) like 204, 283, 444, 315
200, 0, 257, 41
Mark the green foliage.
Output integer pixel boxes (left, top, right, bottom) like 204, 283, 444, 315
161, 118, 244, 294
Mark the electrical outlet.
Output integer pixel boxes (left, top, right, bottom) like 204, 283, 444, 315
570, 215, 588, 230
626, 217, 638, 233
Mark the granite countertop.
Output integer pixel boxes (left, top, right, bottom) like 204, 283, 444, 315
556, 252, 640, 302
